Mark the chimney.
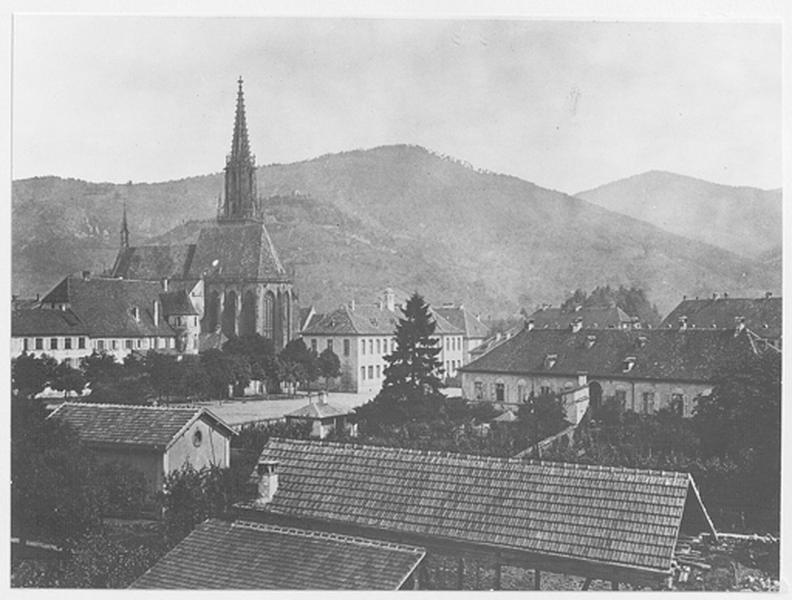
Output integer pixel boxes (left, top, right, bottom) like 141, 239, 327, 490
571, 317, 583, 333
255, 460, 279, 506
318, 390, 328, 405
678, 315, 688, 331
734, 316, 746, 335
161, 278, 169, 292
384, 288, 395, 312
153, 300, 160, 326
723, 292, 728, 299
682, 295, 687, 301
525, 319, 535, 331
82, 270, 91, 281
765, 291, 773, 299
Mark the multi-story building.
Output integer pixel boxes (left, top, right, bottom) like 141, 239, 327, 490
434, 303, 490, 365
301, 289, 464, 395
459, 319, 757, 418
13, 272, 200, 363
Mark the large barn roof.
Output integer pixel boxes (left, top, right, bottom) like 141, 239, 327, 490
131, 518, 425, 590
239, 438, 715, 581
461, 327, 755, 383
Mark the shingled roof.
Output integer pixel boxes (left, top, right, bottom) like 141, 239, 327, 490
12, 308, 88, 337
461, 327, 755, 383
111, 244, 195, 280
525, 305, 633, 330
40, 275, 177, 338
48, 403, 235, 450
159, 290, 199, 316
241, 439, 715, 580
303, 304, 463, 337
435, 305, 491, 339
131, 519, 425, 590
661, 296, 782, 339
185, 222, 287, 281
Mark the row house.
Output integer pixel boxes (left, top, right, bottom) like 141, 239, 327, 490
459, 320, 757, 418
301, 289, 464, 395
12, 272, 204, 364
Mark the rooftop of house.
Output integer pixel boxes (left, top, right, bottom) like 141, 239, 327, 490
285, 397, 353, 420
661, 295, 782, 339
48, 402, 235, 450
435, 304, 491, 339
130, 518, 425, 590
302, 303, 463, 337
461, 326, 756, 383
159, 290, 199, 316
12, 307, 89, 337
39, 275, 178, 338
525, 305, 633, 329
239, 438, 715, 579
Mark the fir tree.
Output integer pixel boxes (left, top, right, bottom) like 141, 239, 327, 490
381, 292, 444, 400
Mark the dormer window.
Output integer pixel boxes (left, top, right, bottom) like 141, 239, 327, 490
585, 335, 596, 349
131, 306, 140, 322
544, 354, 558, 370
622, 356, 636, 372
636, 336, 648, 348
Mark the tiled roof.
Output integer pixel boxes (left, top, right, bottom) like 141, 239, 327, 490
661, 296, 782, 339
186, 222, 287, 281
526, 306, 633, 329
40, 275, 177, 338
159, 290, 199, 316
286, 400, 352, 420
12, 308, 88, 337
111, 244, 195, 280
244, 439, 714, 575
303, 304, 463, 337
469, 323, 524, 359
435, 305, 491, 339
131, 518, 425, 590
48, 403, 235, 449
461, 327, 755, 383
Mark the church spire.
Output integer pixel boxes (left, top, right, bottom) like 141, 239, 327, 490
120, 202, 130, 249
220, 76, 258, 222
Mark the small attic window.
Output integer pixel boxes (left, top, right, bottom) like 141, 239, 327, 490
636, 336, 648, 348
544, 354, 558, 370
623, 356, 637, 372
131, 306, 140, 322
586, 335, 596, 349
370, 318, 379, 327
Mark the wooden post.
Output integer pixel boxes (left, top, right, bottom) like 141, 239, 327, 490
456, 557, 465, 590
611, 580, 619, 590
534, 569, 541, 590
494, 554, 502, 590
581, 577, 592, 590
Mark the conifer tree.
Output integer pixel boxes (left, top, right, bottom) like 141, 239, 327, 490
381, 292, 444, 400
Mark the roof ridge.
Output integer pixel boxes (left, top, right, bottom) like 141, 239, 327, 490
231, 520, 424, 554
56, 401, 200, 412
266, 438, 689, 478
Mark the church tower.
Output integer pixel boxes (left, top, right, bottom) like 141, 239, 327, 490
219, 77, 259, 222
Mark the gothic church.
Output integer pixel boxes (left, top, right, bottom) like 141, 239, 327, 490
110, 78, 297, 349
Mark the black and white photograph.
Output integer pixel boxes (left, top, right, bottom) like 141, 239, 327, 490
6, 2, 786, 592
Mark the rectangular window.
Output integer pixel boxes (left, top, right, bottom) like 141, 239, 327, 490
169, 338, 174, 348
78, 337, 86, 349
368, 365, 373, 379
369, 339, 374, 354
112, 340, 118, 350
517, 384, 525, 403
360, 366, 366, 380
50, 337, 58, 350
615, 389, 627, 409
495, 383, 505, 403
327, 339, 334, 352
97, 340, 105, 351
670, 393, 684, 416
540, 385, 551, 396
375, 365, 380, 378
642, 392, 655, 414
343, 339, 350, 357
23, 338, 29, 352
35, 338, 43, 350
311, 339, 317, 352
137, 339, 142, 348
64, 337, 72, 350
63, 358, 72, 367
474, 381, 484, 400
361, 339, 366, 355
124, 339, 132, 349
376, 339, 381, 354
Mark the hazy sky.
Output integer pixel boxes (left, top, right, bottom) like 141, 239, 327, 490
12, 16, 781, 193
